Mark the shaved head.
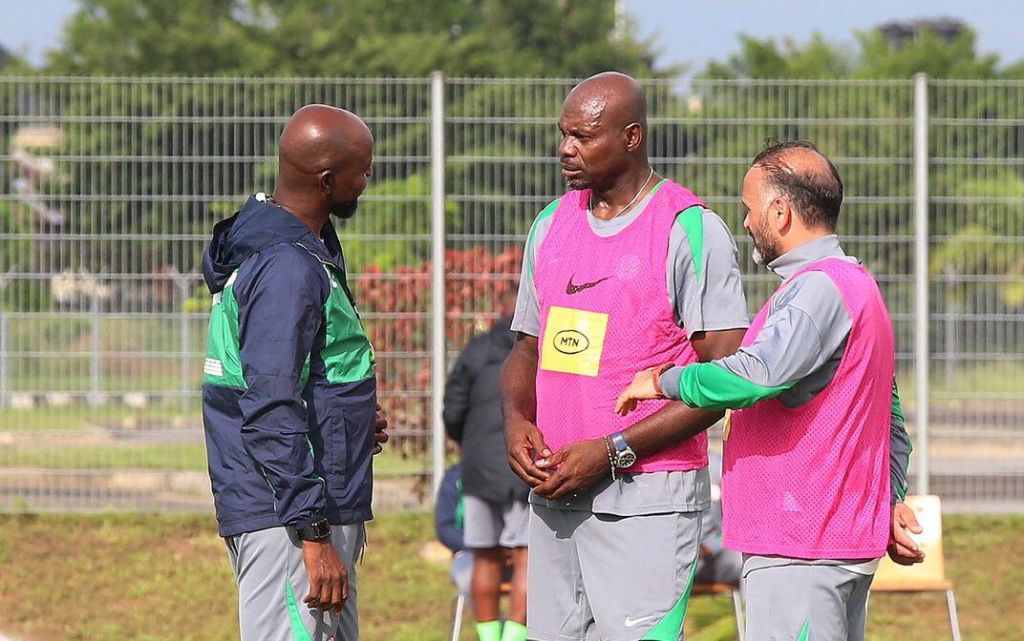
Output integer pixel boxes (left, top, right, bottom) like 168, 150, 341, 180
274, 104, 374, 222
279, 104, 372, 176
563, 71, 647, 135
558, 72, 651, 192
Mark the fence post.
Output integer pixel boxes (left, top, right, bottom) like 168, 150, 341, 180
0, 304, 8, 408
913, 72, 930, 495
430, 71, 447, 497
173, 275, 191, 413
89, 291, 103, 407
943, 265, 958, 389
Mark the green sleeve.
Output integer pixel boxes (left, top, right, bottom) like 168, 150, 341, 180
677, 362, 794, 411
889, 379, 913, 503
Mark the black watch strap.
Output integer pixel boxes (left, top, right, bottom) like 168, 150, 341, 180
296, 518, 331, 542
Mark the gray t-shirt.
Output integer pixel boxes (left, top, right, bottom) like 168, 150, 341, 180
514, 185, 750, 515
512, 192, 749, 338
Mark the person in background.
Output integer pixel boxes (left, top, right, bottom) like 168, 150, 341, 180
694, 452, 742, 587
436, 462, 473, 597
444, 288, 529, 641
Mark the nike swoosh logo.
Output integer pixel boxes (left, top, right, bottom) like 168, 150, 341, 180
623, 615, 656, 628
566, 274, 611, 295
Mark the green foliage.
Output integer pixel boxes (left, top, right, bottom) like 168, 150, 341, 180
46, 0, 663, 79
855, 28, 1000, 79
703, 33, 854, 79
49, 0, 259, 76
0, 42, 33, 75
930, 172, 1024, 310
701, 23, 1015, 80
7, 11, 1021, 360
19, 0, 663, 305
693, 22, 1024, 357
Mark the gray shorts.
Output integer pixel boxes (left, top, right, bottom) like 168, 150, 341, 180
463, 494, 530, 549
743, 563, 874, 641
226, 523, 366, 641
528, 503, 702, 641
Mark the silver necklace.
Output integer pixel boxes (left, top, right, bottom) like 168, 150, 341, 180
590, 167, 656, 220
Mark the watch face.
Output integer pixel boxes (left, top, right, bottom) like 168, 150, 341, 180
616, 450, 637, 468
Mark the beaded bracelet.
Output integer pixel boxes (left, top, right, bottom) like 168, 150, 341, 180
603, 435, 617, 481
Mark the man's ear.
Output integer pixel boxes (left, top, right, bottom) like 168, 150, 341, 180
623, 122, 643, 152
317, 170, 333, 195
770, 197, 793, 234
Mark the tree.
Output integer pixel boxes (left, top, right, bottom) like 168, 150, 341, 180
695, 21, 1024, 363
9, 0, 666, 315
703, 34, 853, 80
701, 22, 1014, 81
46, 0, 663, 79
48, 0, 261, 76
29, 0, 663, 274
855, 27, 999, 79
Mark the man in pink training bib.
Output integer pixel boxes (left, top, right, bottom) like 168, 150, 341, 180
616, 141, 924, 641
501, 72, 751, 641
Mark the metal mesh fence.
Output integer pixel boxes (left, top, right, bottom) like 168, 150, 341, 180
926, 80, 1024, 509
0, 77, 436, 511
0, 76, 1021, 513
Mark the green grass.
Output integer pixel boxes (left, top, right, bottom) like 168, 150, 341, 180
0, 512, 1020, 641
0, 439, 428, 476
0, 442, 209, 470
0, 405, 198, 431
897, 361, 1024, 401
0, 405, 432, 475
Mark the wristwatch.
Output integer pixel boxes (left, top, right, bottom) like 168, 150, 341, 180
296, 518, 332, 542
609, 432, 637, 470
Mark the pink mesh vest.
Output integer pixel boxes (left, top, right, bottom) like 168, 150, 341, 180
534, 180, 708, 473
722, 258, 894, 558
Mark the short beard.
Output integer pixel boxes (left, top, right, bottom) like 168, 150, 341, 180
565, 177, 589, 191
330, 200, 359, 220
750, 217, 781, 266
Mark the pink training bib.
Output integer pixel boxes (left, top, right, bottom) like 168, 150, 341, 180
533, 181, 708, 473
723, 258, 895, 558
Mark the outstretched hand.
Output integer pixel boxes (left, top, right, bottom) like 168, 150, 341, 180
615, 366, 665, 416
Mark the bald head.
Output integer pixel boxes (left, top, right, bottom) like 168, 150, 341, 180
558, 72, 650, 191
563, 71, 647, 134
750, 141, 844, 231
274, 104, 373, 222
279, 104, 372, 175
